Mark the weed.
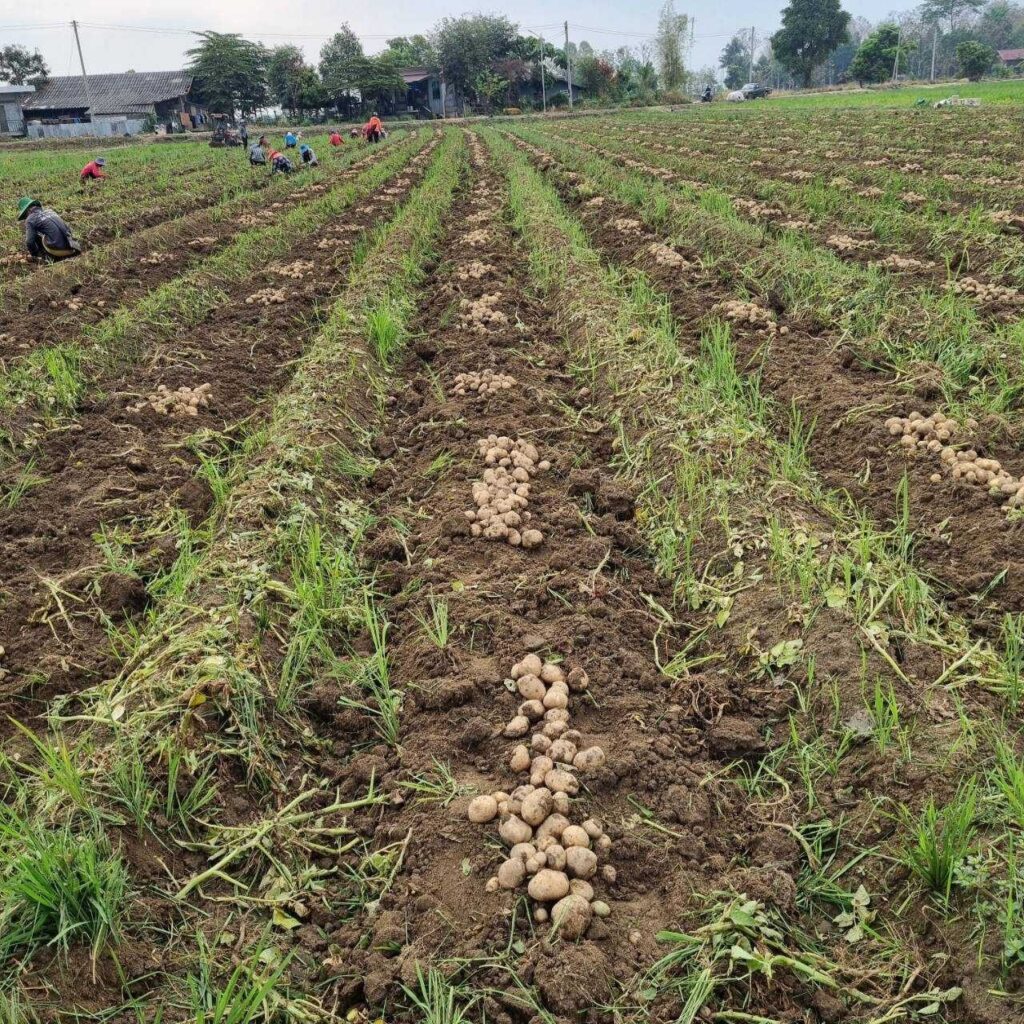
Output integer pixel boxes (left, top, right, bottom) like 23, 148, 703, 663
904, 779, 978, 905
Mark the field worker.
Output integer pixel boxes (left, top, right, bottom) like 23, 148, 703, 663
299, 144, 319, 167
269, 150, 294, 175
284, 130, 297, 149
365, 112, 383, 143
258, 133, 268, 148
80, 157, 107, 181
240, 123, 249, 148
329, 129, 343, 147
17, 198, 82, 262
248, 140, 267, 166
349, 126, 360, 138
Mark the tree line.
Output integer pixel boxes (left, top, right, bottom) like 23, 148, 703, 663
719, 0, 1019, 91
0, 5, 704, 117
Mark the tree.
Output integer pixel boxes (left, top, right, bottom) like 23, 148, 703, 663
432, 14, 519, 108
381, 35, 436, 67
187, 32, 268, 116
849, 24, 903, 83
655, 0, 690, 91
720, 33, 751, 88
771, 0, 852, 87
0, 44, 49, 85
267, 45, 306, 113
319, 25, 364, 100
919, 0, 987, 33
974, 1, 1024, 48
957, 38, 997, 78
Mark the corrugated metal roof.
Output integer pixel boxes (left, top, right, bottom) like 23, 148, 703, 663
22, 71, 193, 114
998, 48, 1024, 60
0, 85, 35, 95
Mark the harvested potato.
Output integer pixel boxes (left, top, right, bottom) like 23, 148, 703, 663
467, 795, 498, 823
499, 815, 533, 845
498, 858, 526, 889
565, 846, 598, 880
550, 893, 593, 939
527, 868, 570, 902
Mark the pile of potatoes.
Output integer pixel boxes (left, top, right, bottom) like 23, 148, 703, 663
139, 251, 174, 266
456, 261, 495, 281
733, 198, 783, 221
189, 236, 217, 248
648, 242, 689, 268
858, 186, 884, 199
453, 369, 516, 396
464, 436, 549, 547
245, 287, 288, 306
886, 411, 1024, 509
462, 229, 491, 247
270, 260, 314, 280
465, 654, 613, 938
873, 254, 934, 271
586, 196, 605, 208
827, 234, 873, 253
129, 382, 212, 418
945, 276, 1022, 304
717, 299, 790, 336
459, 294, 509, 333
612, 217, 643, 236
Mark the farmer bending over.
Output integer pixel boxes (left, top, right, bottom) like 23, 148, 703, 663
248, 141, 267, 166
365, 113, 383, 143
284, 131, 298, 149
329, 130, 343, 147
269, 150, 294, 175
80, 157, 107, 181
17, 198, 82, 262
299, 144, 319, 167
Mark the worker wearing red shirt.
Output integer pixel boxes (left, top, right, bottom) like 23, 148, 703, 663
365, 113, 383, 143
80, 157, 107, 181
329, 130, 343, 147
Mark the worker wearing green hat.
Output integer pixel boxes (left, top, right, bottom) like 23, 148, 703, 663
17, 198, 82, 262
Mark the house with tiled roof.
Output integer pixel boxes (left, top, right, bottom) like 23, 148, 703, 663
997, 48, 1024, 67
20, 70, 206, 137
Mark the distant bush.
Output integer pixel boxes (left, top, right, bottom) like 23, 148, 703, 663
957, 40, 997, 82
659, 89, 691, 104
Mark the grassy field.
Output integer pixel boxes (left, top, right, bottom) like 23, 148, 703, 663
758, 76, 1024, 107
1, 104, 1024, 1024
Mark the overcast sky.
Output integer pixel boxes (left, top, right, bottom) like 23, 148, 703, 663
2, 0, 903, 79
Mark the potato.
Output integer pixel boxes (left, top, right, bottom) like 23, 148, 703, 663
566, 667, 590, 692
520, 654, 543, 676
573, 746, 607, 771
561, 825, 591, 848
545, 768, 579, 795
542, 719, 568, 739
510, 745, 531, 773
528, 868, 570, 902
525, 855, 544, 874
521, 529, 544, 549
519, 699, 545, 721
544, 708, 570, 723
540, 663, 565, 683
510, 842, 536, 861
550, 893, 592, 939
582, 818, 603, 839
565, 846, 598, 880
485, 876, 500, 893
546, 844, 567, 870
549, 739, 578, 764
597, 834, 613, 853
602, 864, 617, 883
534, 906, 549, 923
521, 788, 554, 826
591, 900, 611, 919
569, 878, 594, 901
535, 813, 570, 841
499, 815, 533, 845
497, 858, 526, 889
552, 792, 571, 815
467, 795, 499, 823
542, 688, 569, 711
504, 715, 530, 738
531, 733, 552, 752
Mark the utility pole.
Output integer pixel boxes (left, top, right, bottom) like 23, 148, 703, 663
564, 21, 573, 110
930, 25, 938, 81
892, 25, 902, 82
539, 34, 547, 113
748, 26, 755, 83
71, 20, 94, 120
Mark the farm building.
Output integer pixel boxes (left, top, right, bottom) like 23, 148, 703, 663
0, 84, 34, 135
997, 48, 1024, 68
20, 70, 206, 138
399, 68, 459, 118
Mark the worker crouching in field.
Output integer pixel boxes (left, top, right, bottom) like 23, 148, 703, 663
269, 150, 294, 175
17, 198, 82, 263
284, 131, 298, 149
299, 144, 319, 168
329, 130, 343, 147
80, 157, 107, 182
248, 141, 267, 167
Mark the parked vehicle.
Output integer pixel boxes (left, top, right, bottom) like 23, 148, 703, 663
741, 82, 772, 99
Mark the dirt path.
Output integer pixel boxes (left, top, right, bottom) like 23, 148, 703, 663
0, 137, 441, 712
